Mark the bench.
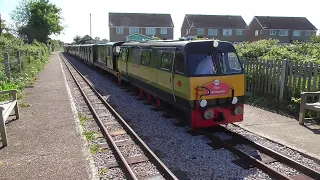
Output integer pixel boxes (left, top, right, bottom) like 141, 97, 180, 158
0, 90, 20, 147
299, 91, 320, 125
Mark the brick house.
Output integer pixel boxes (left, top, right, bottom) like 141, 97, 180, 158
247, 16, 318, 43
108, 12, 174, 42
180, 14, 248, 43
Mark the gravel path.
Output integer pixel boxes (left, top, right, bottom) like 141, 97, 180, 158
63, 54, 273, 180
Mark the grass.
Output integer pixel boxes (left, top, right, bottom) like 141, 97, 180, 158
99, 167, 108, 178
78, 112, 92, 126
18, 102, 30, 108
83, 130, 97, 142
89, 144, 100, 155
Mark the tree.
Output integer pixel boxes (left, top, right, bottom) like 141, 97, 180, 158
10, 0, 64, 43
73, 35, 81, 44
10, 0, 37, 31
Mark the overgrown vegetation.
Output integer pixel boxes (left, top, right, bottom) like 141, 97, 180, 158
234, 37, 320, 119
0, 34, 51, 100
0, 0, 64, 101
235, 36, 320, 63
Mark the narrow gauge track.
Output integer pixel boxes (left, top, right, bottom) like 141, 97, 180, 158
186, 126, 320, 180
59, 53, 178, 180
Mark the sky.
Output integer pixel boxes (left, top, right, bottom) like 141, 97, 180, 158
0, 0, 319, 43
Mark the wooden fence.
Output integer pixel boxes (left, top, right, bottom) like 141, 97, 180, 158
243, 58, 320, 101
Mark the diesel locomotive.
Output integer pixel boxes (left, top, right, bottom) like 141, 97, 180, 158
63, 39, 245, 129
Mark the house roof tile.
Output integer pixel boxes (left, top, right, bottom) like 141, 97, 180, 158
254, 16, 317, 30
109, 12, 174, 27
184, 14, 248, 29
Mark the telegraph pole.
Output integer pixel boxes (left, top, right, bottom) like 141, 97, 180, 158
90, 13, 92, 37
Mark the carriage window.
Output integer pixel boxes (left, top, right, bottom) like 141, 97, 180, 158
133, 48, 141, 64
174, 51, 185, 75
141, 50, 151, 66
160, 51, 173, 70
107, 47, 110, 56
120, 48, 128, 61
218, 52, 242, 74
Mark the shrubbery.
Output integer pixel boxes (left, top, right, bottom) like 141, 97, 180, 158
235, 37, 320, 63
0, 33, 52, 99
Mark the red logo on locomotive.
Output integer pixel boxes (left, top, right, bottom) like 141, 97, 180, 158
203, 80, 230, 96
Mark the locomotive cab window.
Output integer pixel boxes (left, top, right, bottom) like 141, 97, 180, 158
218, 51, 243, 74
160, 51, 173, 71
174, 51, 185, 75
187, 52, 217, 76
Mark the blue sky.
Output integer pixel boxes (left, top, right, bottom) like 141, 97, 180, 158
0, 0, 319, 43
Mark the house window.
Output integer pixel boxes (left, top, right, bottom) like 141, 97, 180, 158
305, 31, 311, 36
255, 30, 259, 36
223, 29, 232, 36
197, 28, 204, 35
116, 27, 123, 34
129, 27, 139, 34
161, 28, 167, 34
208, 29, 218, 36
236, 29, 243, 35
146, 28, 156, 35
270, 30, 276, 35
279, 30, 288, 36
293, 30, 301, 36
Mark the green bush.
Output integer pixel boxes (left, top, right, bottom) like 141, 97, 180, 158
235, 38, 320, 63
0, 33, 51, 100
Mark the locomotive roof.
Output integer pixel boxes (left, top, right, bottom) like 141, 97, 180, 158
95, 41, 126, 46
121, 40, 236, 52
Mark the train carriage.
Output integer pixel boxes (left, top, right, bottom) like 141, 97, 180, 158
93, 41, 125, 76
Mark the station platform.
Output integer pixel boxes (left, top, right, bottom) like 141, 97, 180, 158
235, 105, 320, 161
0, 52, 93, 179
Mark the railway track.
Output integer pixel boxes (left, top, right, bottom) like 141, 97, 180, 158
186, 126, 320, 180
59, 53, 178, 180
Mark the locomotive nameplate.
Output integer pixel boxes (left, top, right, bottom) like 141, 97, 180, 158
203, 79, 231, 96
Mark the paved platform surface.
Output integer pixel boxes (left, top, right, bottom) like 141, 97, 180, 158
0, 52, 92, 180
235, 105, 320, 161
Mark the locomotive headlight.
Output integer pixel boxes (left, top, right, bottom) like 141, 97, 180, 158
199, 99, 207, 107
234, 106, 243, 115
204, 109, 215, 119
231, 97, 238, 104
213, 40, 219, 47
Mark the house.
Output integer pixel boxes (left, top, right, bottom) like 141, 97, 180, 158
77, 35, 93, 44
108, 12, 174, 42
247, 16, 318, 43
180, 14, 248, 43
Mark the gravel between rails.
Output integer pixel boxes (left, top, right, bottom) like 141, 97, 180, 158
61, 57, 165, 179
227, 124, 320, 172
63, 54, 273, 180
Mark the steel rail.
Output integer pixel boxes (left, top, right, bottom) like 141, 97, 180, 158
197, 129, 294, 180
221, 125, 320, 180
60, 53, 138, 179
59, 53, 178, 180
